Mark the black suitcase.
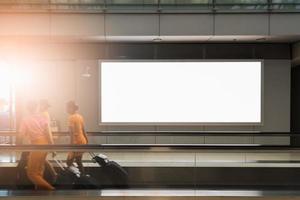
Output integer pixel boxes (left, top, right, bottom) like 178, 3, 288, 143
15, 152, 34, 189
92, 154, 128, 188
55, 170, 78, 189
54, 159, 100, 189
74, 174, 100, 189
54, 159, 77, 189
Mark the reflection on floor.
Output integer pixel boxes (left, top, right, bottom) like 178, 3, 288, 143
3, 189, 300, 198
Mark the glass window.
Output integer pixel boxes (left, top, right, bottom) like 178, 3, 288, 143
0, 64, 15, 132
215, 0, 267, 3
272, 0, 300, 2
106, 0, 158, 5
160, 0, 212, 10
105, 0, 158, 10
50, 0, 103, 3
271, 0, 300, 9
160, 0, 211, 4
215, 0, 268, 10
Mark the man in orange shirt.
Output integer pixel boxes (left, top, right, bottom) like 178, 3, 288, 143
18, 101, 55, 190
66, 101, 88, 174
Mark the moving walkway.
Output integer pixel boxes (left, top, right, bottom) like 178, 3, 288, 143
1, 132, 300, 199
2, 142, 300, 188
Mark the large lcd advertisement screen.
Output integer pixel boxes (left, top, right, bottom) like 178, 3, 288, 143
100, 61, 262, 124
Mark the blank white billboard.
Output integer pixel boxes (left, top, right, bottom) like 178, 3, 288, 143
100, 61, 262, 124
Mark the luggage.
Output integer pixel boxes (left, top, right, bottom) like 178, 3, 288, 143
54, 159, 100, 189
91, 153, 129, 188
54, 168, 77, 189
16, 152, 57, 189
15, 152, 34, 189
74, 174, 100, 189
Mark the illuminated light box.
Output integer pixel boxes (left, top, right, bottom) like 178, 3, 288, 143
100, 61, 262, 125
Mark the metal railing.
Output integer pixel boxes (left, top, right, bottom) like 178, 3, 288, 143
0, 143, 297, 151
0, 0, 299, 12
0, 131, 297, 145
0, 131, 299, 136
0, 143, 299, 151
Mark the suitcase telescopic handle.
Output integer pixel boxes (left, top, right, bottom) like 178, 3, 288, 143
89, 152, 96, 159
54, 159, 66, 171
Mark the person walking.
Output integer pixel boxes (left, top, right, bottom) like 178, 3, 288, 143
66, 101, 88, 175
18, 101, 55, 190
39, 99, 58, 183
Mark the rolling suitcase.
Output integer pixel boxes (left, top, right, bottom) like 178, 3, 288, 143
74, 174, 100, 189
15, 152, 34, 189
91, 153, 128, 188
54, 159, 100, 189
54, 159, 77, 189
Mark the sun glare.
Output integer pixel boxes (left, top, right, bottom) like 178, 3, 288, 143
0, 60, 33, 87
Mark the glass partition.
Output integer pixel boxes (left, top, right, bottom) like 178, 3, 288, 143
105, 0, 158, 10
160, 0, 212, 10
215, 0, 268, 10
0, 64, 16, 133
271, 0, 300, 9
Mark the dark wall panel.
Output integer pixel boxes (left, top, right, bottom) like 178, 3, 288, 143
205, 44, 254, 59
156, 43, 204, 59
291, 66, 300, 132
107, 43, 155, 59
104, 43, 291, 60
254, 44, 291, 59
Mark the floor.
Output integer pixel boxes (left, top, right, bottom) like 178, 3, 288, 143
2, 189, 300, 200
